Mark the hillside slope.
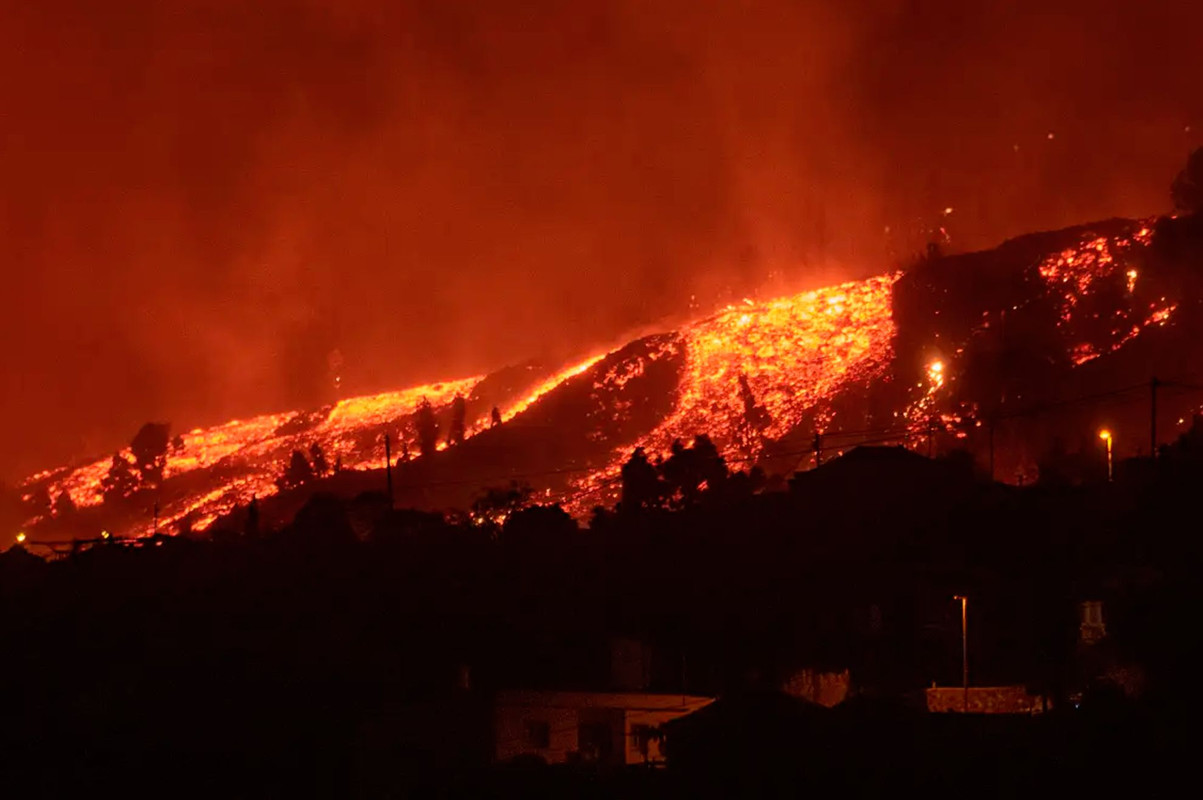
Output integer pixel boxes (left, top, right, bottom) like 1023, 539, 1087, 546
16, 215, 1203, 539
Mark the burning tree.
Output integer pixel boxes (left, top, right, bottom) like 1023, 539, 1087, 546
414, 397, 439, 457
279, 450, 315, 490
52, 490, 77, 517
130, 422, 171, 487
660, 434, 728, 509
448, 393, 466, 446
736, 373, 771, 454
101, 453, 139, 503
309, 443, 330, 477
620, 447, 663, 512
471, 481, 532, 528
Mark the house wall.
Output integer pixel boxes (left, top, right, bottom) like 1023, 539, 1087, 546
625, 706, 708, 763
780, 668, 851, 707
494, 703, 579, 764
494, 691, 713, 765
925, 686, 1047, 713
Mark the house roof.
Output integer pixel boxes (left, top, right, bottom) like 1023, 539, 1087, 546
494, 689, 714, 713
661, 689, 831, 738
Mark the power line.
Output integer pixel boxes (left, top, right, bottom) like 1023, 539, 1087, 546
992, 382, 1149, 422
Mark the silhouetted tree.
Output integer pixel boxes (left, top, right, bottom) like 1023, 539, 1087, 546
737, 374, 772, 453
620, 447, 663, 512
280, 450, 314, 489
661, 435, 729, 508
245, 495, 260, 538
471, 481, 532, 528
1159, 414, 1203, 461
448, 394, 467, 446
290, 493, 357, 548
414, 398, 439, 457
131, 422, 171, 487
725, 464, 768, 500
502, 504, 578, 549
491, 406, 502, 427
309, 443, 330, 477
1171, 147, 1203, 215
52, 490, 77, 517
100, 453, 139, 503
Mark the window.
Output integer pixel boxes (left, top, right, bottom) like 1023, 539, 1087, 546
577, 722, 613, 762
1079, 600, 1106, 643
630, 724, 656, 760
524, 720, 550, 749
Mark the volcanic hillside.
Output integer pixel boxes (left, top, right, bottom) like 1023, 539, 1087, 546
13, 214, 1203, 540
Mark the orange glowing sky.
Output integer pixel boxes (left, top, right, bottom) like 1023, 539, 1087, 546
2, 1, 1202, 482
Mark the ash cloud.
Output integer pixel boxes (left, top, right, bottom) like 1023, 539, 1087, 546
1, 0, 1200, 480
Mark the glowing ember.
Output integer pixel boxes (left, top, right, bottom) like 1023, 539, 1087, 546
1034, 222, 1173, 365
927, 360, 945, 389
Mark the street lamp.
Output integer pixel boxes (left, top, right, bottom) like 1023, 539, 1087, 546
1099, 430, 1113, 482
953, 595, 969, 712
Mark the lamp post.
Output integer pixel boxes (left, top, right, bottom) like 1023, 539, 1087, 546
1099, 430, 1113, 482
953, 595, 969, 712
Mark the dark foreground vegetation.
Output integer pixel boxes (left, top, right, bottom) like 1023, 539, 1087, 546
3, 421, 1203, 796
1, 152, 1201, 797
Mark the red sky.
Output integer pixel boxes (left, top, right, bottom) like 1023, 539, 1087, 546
2, 0, 1201, 481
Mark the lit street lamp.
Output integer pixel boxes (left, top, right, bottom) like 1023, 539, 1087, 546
1099, 430, 1113, 482
953, 595, 969, 712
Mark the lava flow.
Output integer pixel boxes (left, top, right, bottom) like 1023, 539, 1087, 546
18, 216, 1182, 536
567, 274, 900, 507
1035, 222, 1176, 365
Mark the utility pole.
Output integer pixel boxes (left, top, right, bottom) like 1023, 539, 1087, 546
954, 595, 969, 712
384, 434, 394, 509
812, 432, 823, 467
1150, 376, 1160, 460
988, 416, 996, 482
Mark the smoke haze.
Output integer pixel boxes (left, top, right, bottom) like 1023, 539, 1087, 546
2, 0, 1200, 480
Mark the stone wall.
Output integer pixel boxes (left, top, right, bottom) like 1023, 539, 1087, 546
925, 686, 1047, 714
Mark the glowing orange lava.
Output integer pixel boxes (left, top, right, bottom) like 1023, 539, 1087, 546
1035, 222, 1173, 365
19, 219, 1180, 534
468, 352, 609, 436
567, 274, 900, 508
24, 376, 482, 536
